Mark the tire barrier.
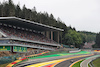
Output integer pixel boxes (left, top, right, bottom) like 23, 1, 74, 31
6, 51, 49, 67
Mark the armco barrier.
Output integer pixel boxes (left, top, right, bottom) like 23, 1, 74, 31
88, 57, 100, 67
69, 50, 81, 53
6, 51, 49, 67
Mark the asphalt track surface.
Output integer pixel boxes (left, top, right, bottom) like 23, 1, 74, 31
80, 55, 100, 67
55, 57, 87, 67
80, 57, 94, 67
15, 54, 93, 67
15, 54, 81, 67
55, 53, 99, 67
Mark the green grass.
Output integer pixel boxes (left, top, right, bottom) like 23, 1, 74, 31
88, 64, 91, 67
72, 60, 84, 67
0, 63, 10, 67
92, 57, 100, 67
29, 51, 91, 59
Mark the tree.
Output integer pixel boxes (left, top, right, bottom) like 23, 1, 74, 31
15, 4, 21, 17
8, 0, 15, 16
21, 5, 27, 19
62, 30, 82, 48
32, 6, 36, 12
78, 31, 96, 42
95, 32, 100, 47
0, 0, 96, 48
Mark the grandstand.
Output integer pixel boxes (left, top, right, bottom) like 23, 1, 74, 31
0, 17, 63, 56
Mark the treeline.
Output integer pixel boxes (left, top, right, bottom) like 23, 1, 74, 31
0, 0, 96, 48
92, 32, 100, 48
0, 0, 67, 28
78, 31, 96, 43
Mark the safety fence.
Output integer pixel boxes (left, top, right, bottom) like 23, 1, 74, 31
89, 57, 100, 67
69, 49, 81, 53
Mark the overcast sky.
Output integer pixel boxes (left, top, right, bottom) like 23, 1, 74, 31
1, 0, 100, 33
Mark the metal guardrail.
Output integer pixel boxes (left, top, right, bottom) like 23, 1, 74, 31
88, 57, 100, 67
69, 50, 81, 53
89, 59, 95, 67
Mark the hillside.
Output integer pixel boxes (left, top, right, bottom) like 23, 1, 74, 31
0, 0, 96, 48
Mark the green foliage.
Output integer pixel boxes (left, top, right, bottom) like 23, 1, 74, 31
62, 30, 82, 48
88, 64, 91, 67
92, 57, 100, 67
0, 0, 96, 48
0, 0, 70, 44
78, 31, 96, 42
92, 44, 98, 48
72, 60, 84, 67
95, 32, 100, 47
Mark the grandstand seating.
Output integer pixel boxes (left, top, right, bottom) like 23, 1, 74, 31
0, 25, 58, 52
0, 17, 62, 57
0, 25, 57, 44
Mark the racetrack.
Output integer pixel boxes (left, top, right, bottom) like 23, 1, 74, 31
15, 54, 94, 67
55, 57, 84, 67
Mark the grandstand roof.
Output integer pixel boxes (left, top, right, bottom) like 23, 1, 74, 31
0, 17, 64, 31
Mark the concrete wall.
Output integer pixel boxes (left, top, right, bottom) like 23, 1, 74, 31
0, 33, 2, 37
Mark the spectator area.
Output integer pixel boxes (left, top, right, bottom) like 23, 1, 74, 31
0, 17, 63, 56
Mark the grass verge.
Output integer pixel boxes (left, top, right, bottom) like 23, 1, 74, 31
92, 57, 100, 67
88, 64, 91, 67
72, 60, 84, 67
29, 51, 90, 59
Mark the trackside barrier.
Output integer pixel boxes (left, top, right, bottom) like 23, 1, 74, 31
94, 50, 100, 52
6, 51, 49, 67
89, 61, 94, 67
69, 50, 81, 53
24, 51, 49, 58
80, 55, 100, 67
89, 57, 100, 67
